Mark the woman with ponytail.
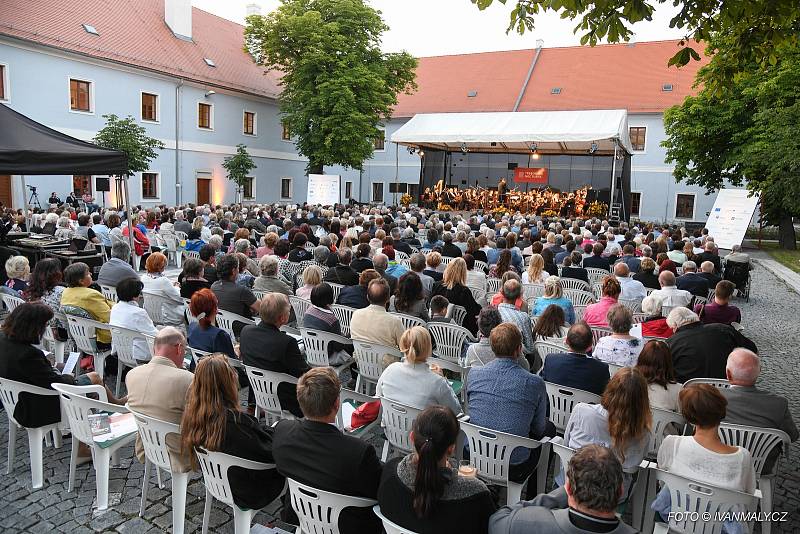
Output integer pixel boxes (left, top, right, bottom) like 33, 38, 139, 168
181, 354, 285, 510
187, 288, 237, 362
377, 406, 496, 534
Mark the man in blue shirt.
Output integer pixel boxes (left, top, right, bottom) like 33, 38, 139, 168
467, 323, 555, 489
540, 322, 609, 396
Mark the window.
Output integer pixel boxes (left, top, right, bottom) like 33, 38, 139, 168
630, 192, 641, 217
0, 64, 6, 100
72, 175, 92, 195
373, 129, 385, 151
141, 172, 159, 199
280, 178, 292, 200
281, 121, 291, 141
372, 182, 384, 203
243, 176, 255, 200
407, 183, 420, 200
198, 102, 213, 129
629, 127, 647, 152
345, 181, 353, 199
141, 92, 158, 122
69, 78, 92, 112
675, 193, 695, 219
243, 111, 256, 135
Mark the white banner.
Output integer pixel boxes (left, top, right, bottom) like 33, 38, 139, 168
306, 174, 340, 206
704, 188, 759, 250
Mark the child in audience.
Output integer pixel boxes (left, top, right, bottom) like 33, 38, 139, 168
429, 295, 453, 323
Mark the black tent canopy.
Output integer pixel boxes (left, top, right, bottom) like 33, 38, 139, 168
0, 103, 127, 175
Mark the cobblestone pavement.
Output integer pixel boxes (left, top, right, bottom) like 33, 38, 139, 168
0, 262, 799, 533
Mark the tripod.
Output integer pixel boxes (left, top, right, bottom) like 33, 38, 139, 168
28, 189, 42, 210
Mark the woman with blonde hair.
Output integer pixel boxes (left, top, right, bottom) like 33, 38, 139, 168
295, 264, 323, 300
181, 354, 285, 510
562, 367, 651, 496
531, 275, 576, 323
376, 326, 461, 415
522, 253, 547, 284
431, 257, 481, 334
4, 255, 30, 294
257, 232, 279, 258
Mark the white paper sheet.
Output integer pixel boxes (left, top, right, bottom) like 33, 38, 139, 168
62, 351, 80, 375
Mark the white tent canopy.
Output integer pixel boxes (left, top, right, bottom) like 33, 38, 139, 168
391, 109, 633, 155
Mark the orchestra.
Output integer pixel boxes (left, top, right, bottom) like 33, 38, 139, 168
421, 181, 590, 217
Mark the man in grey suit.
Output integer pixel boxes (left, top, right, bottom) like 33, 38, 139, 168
722, 349, 798, 470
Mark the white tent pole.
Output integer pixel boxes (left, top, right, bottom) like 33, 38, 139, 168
609, 144, 618, 219
123, 174, 137, 269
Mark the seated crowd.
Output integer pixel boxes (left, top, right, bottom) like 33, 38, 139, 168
0, 201, 795, 534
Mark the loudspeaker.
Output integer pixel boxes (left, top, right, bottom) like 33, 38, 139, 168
508, 162, 518, 170
95, 177, 110, 192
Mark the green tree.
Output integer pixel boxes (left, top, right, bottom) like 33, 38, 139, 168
662, 40, 800, 249
223, 144, 257, 204
471, 0, 800, 92
93, 114, 165, 178
244, 0, 417, 175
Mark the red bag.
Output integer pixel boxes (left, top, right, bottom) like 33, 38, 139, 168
350, 400, 380, 430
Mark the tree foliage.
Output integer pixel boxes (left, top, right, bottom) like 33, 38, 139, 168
662, 39, 800, 249
244, 0, 417, 175
223, 144, 257, 203
92, 114, 164, 177
471, 0, 800, 92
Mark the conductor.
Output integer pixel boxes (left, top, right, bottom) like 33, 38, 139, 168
498, 178, 507, 204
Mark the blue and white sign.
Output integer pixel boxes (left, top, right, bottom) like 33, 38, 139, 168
306, 174, 340, 206
704, 188, 759, 250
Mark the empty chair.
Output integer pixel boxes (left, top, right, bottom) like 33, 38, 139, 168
618, 299, 642, 313
299, 328, 354, 373
128, 408, 189, 534
486, 278, 502, 294
522, 284, 545, 301
327, 282, 344, 302
141, 290, 175, 326
352, 340, 403, 396
336, 388, 382, 439
196, 447, 279, 534
459, 421, 551, 505
0, 378, 62, 489
559, 278, 590, 292
586, 268, 610, 286
245, 366, 298, 424
1, 294, 25, 313
427, 322, 476, 363
52, 383, 136, 511
544, 382, 602, 434
379, 399, 422, 462
287, 478, 378, 534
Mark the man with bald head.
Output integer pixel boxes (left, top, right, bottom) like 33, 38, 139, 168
722, 349, 798, 467
372, 253, 397, 295
698, 260, 722, 288
349, 278, 404, 349
613, 262, 646, 301
650, 270, 692, 310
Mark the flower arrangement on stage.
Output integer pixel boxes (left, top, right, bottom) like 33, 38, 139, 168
437, 202, 453, 211
491, 207, 507, 217
586, 201, 608, 218
541, 209, 558, 218
400, 194, 412, 206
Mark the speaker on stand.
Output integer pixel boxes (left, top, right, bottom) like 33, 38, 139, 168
96, 177, 110, 209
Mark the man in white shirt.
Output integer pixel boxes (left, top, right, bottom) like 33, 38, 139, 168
650, 271, 692, 310
350, 278, 404, 349
613, 263, 646, 301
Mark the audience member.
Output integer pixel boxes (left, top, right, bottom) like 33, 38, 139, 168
302, 283, 352, 365
25, 257, 67, 339
4, 255, 30, 294
337, 268, 381, 309
431, 258, 481, 334
582, 243, 611, 271
698, 260, 722, 288
199, 245, 218, 284
60, 262, 113, 347
560, 252, 590, 285
639, 295, 673, 338
187, 288, 237, 361
429, 295, 452, 323
140, 252, 185, 327
695, 280, 741, 325
497, 279, 536, 357
592, 304, 643, 367
109, 277, 158, 360
632, 257, 660, 290
650, 271, 692, 311
541, 322, 609, 396
296, 264, 323, 300
211, 254, 260, 327
635, 340, 681, 411
253, 255, 292, 295
423, 251, 444, 281
531, 276, 575, 324
97, 240, 138, 287
614, 263, 647, 301
324, 248, 360, 286
350, 243, 373, 273
582, 276, 621, 327
532, 304, 569, 342
409, 252, 435, 296
466, 308, 530, 370
522, 254, 547, 284
389, 272, 430, 322
676, 261, 709, 298
350, 278, 404, 348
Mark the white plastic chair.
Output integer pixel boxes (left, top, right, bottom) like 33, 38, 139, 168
647, 408, 687, 460
41, 321, 67, 365
245, 366, 298, 424
486, 278, 502, 294
163, 233, 183, 269
0, 378, 62, 489
128, 408, 189, 534
586, 268, 610, 286
289, 295, 312, 320
380, 399, 422, 462
474, 260, 489, 272
533, 340, 567, 372
682, 378, 731, 389
590, 326, 614, 345
390, 313, 426, 331
183, 250, 200, 262
564, 289, 597, 306
336, 388, 382, 440
545, 436, 576, 492
544, 382, 602, 434
299, 328, 354, 373
110, 325, 154, 396
560, 278, 590, 292
373, 504, 419, 534
460, 421, 551, 505
718, 423, 790, 534
447, 304, 468, 327
1, 293, 24, 313
327, 282, 344, 302
607, 362, 624, 376
522, 283, 545, 301
288, 478, 378, 534
573, 305, 587, 322
141, 290, 175, 326
618, 298, 642, 313
427, 322, 476, 364
352, 340, 403, 396
196, 447, 278, 534
468, 287, 487, 305
65, 315, 113, 378
51, 383, 135, 511
331, 304, 355, 337
99, 284, 118, 303
216, 308, 256, 341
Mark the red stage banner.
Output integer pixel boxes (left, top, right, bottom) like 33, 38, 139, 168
513, 167, 548, 184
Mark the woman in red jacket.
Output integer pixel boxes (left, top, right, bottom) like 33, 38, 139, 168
640, 294, 673, 338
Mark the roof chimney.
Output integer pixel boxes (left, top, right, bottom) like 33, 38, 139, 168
246, 3, 262, 16
535, 39, 544, 49
165, 0, 192, 41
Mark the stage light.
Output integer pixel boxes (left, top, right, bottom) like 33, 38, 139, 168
460, 142, 468, 154
529, 142, 539, 159
531, 152, 540, 160
407, 147, 416, 155
588, 142, 598, 154
418, 150, 425, 157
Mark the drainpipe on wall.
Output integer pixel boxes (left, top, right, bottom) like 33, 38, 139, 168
175, 79, 183, 205
512, 39, 544, 112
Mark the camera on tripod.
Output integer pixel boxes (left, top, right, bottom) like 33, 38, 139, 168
26, 185, 37, 192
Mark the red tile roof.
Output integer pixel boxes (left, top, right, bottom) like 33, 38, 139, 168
0, 0, 282, 98
393, 40, 709, 117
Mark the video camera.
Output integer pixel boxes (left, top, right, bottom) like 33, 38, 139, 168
26, 185, 37, 192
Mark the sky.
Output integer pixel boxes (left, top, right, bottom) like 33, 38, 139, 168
193, 0, 687, 57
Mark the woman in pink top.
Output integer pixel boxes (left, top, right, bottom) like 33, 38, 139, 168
582, 275, 621, 327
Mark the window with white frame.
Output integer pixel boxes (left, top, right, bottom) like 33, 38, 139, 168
0, 64, 8, 101
630, 192, 641, 217
141, 172, 159, 200
243, 176, 255, 200
629, 127, 646, 152
243, 111, 256, 135
345, 181, 353, 199
141, 92, 158, 122
675, 193, 695, 219
373, 128, 386, 151
372, 182, 384, 203
69, 78, 92, 112
280, 178, 292, 200
198, 102, 213, 129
